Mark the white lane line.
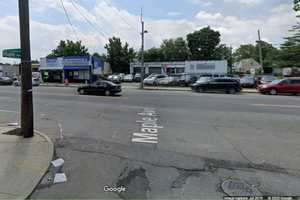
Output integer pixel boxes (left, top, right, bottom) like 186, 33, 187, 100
0, 109, 18, 113
252, 104, 300, 109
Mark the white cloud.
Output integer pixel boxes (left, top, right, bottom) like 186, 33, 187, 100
186, 0, 262, 6
195, 11, 223, 20
192, 3, 297, 48
0, 1, 297, 63
224, 0, 262, 6
167, 12, 182, 17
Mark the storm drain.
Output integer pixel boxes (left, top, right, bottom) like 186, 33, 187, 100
222, 179, 262, 197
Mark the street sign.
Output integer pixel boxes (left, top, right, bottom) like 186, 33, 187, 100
2, 48, 21, 59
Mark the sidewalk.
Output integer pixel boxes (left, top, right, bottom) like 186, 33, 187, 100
40, 83, 81, 88
0, 127, 54, 199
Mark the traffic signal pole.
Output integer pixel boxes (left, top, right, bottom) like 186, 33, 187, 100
18, 0, 34, 138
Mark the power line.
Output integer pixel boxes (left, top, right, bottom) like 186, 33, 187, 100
59, 0, 80, 41
70, 0, 109, 40
102, 0, 138, 31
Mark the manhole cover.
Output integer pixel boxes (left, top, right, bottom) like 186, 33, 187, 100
221, 179, 262, 197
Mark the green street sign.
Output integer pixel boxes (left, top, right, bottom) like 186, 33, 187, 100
2, 48, 21, 59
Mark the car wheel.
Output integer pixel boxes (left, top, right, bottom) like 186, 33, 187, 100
228, 88, 236, 94
270, 89, 278, 95
105, 90, 111, 96
78, 89, 85, 95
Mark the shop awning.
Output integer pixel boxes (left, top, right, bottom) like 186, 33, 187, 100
64, 66, 90, 70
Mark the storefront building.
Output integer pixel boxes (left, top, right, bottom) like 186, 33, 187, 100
130, 60, 228, 76
40, 56, 103, 83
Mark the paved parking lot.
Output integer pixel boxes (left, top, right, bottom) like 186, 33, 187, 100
1, 86, 300, 198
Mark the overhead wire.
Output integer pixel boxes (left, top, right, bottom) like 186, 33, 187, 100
59, 0, 80, 41
102, 0, 137, 30
70, 0, 109, 41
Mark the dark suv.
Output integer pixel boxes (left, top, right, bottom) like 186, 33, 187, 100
191, 78, 242, 94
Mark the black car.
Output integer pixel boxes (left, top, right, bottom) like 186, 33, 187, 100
191, 78, 242, 94
0, 77, 13, 85
77, 80, 122, 96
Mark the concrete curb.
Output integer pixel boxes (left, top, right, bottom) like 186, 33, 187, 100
143, 87, 259, 94
26, 130, 55, 199
40, 84, 79, 88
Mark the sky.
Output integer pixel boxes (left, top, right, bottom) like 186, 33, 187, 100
0, 0, 298, 63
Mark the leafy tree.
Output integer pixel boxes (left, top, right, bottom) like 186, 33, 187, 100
160, 37, 190, 61
105, 37, 136, 73
233, 42, 280, 68
187, 26, 221, 60
233, 44, 256, 62
277, 2, 300, 68
295, 0, 300, 11
93, 52, 107, 61
48, 40, 89, 57
144, 48, 163, 62
258, 41, 280, 68
214, 44, 233, 67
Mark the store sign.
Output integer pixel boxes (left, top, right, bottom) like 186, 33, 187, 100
63, 56, 90, 67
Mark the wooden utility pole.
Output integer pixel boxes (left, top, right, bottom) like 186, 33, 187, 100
257, 30, 263, 69
140, 8, 145, 89
18, 0, 34, 138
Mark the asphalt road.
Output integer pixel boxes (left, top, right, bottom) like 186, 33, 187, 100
1, 85, 300, 199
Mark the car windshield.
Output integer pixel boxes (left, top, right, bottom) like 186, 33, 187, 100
262, 76, 275, 81
270, 80, 282, 84
197, 77, 211, 83
2, 1, 300, 199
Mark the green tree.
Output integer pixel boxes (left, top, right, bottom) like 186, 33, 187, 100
214, 44, 233, 67
48, 40, 89, 57
144, 48, 163, 62
93, 52, 107, 61
277, 2, 300, 68
295, 0, 300, 11
187, 26, 221, 60
233, 44, 256, 62
233, 42, 280, 68
257, 41, 280, 68
160, 37, 190, 61
105, 37, 136, 73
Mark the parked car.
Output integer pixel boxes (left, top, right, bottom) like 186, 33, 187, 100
134, 73, 142, 82
178, 73, 198, 87
77, 80, 122, 96
119, 73, 125, 81
123, 74, 134, 82
13, 77, 41, 87
107, 75, 121, 84
0, 77, 13, 85
240, 76, 255, 88
196, 77, 212, 84
259, 75, 276, 85
191, 78, 242, 94
258, 77, 300, 95
143, 74, 167, 86
157, 76, 179, 86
